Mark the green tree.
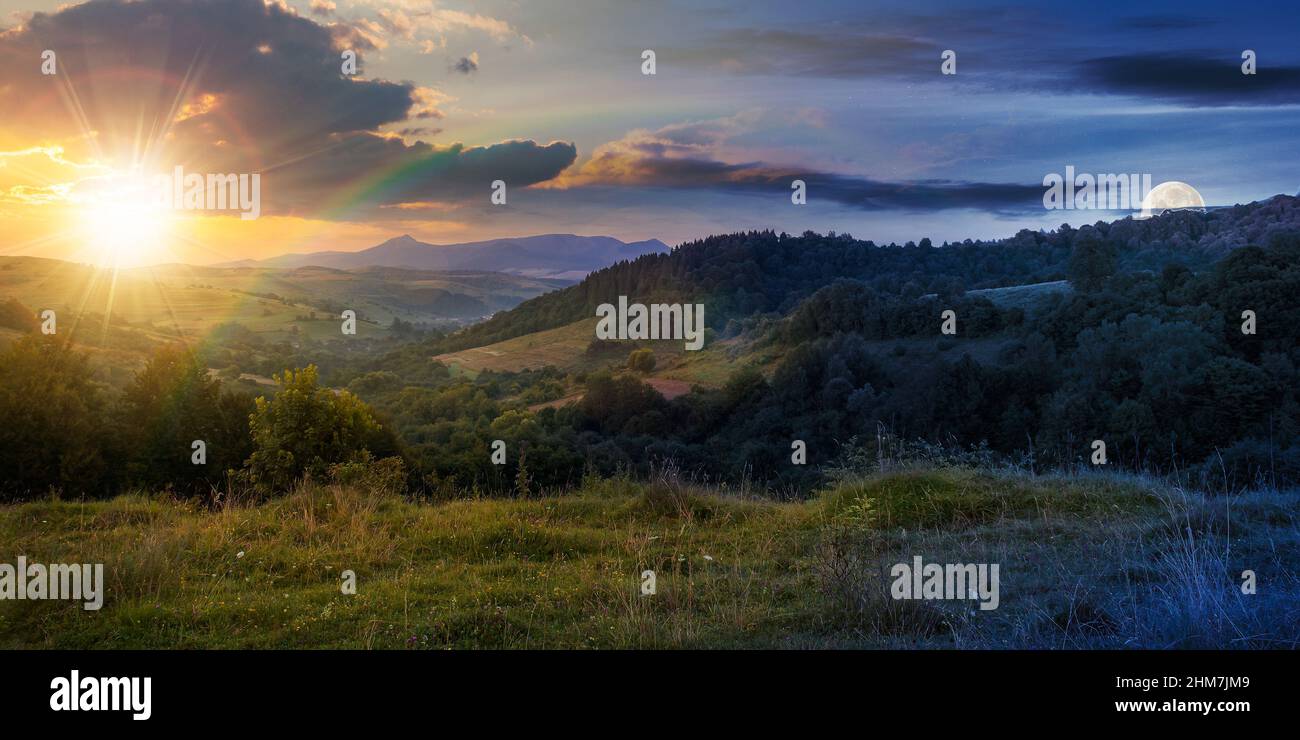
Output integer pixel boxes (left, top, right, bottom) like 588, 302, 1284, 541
245, 365, 399, 493
0, 336, 107, 499
579, 371, 668, 434
118, 345, 253, 493
1067, 229, 1118, 292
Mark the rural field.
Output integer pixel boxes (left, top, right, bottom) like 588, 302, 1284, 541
432, 318, 734, 396
3, 467, 1294, 649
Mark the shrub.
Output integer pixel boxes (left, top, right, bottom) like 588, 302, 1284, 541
627, 348, 656, 373
327, 451, 408, 496
245, 365, 399, 493
0, 297, 38, 332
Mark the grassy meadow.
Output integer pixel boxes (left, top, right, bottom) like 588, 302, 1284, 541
3, 467, 1295, 649
430, 315, 1014, 399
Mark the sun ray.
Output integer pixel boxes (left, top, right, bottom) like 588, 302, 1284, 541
99, 266, 120, 346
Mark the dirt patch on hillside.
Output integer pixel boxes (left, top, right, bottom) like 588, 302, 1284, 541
644, 377, 693, 400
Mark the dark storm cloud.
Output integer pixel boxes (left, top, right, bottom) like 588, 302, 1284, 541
795, 172, 1042, 214
664, 160, 1042, 214
271, 134, 576, 214
0, 0, 573, 215
1072, 53, 1300, 106
0, 0, 411, 143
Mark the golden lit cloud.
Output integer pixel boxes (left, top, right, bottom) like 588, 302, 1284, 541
174, 94, 220, 124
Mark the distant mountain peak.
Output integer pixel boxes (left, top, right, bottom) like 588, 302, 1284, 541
230, 233, 669, 279
377, 234, 423, 246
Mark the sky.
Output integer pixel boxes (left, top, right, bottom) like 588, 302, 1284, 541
0, 0, 1298, 266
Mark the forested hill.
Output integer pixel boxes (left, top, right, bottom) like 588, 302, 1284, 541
427, 195, 1300, 353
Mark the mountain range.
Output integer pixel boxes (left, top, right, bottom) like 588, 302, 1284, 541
222, 234, 670, 280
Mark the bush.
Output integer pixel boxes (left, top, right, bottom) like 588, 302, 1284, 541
1196, 439, 1300, 492
0, 297, 38, 332
245, 365, 400, 493
328, 451, 408, 496
627, 348, 656, 373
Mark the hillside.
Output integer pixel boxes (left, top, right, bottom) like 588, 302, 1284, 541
428, 195, 1300, 355
234, 234, 670, 280
431, 317, 745, 386
2, 467, 1294, 649
5, 196, 1300, 506
0, 257, 566, 328
427, 284, 1044, 388
327, 195, 1300, 496
0, 257, 571, 385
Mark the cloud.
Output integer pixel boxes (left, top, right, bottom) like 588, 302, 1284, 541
671, 28, 933, 79
563, 114, 758, 177
396, 126, 441, 138
409, 86, 452, 119
1071, 53, 1300, 106
419, 8, 520, 43
332, 1, 528, 50
664, 9, 1046, 83
558, 118, 1041, 214
0, 0, 415, 150
268, 134, 576, 215
0, 0, 570, 217
451, 51, 479, 75
0, 146, 110, 208
667, 15, 1298, 112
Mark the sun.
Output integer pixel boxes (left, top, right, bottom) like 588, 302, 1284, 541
78, 178, 173, 268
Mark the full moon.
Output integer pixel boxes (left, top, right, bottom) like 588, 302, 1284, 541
1139, 181, 1206, 219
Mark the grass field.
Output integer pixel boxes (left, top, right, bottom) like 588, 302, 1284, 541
967, 279, 1072, 310
433, 318, 736, 395
432, 317, 769, 393
434, 319, 601, 376
430, 313, 1023, 394
3, 467, 1295, 649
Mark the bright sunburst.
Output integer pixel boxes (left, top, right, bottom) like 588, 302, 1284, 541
77, 176, 172, 268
